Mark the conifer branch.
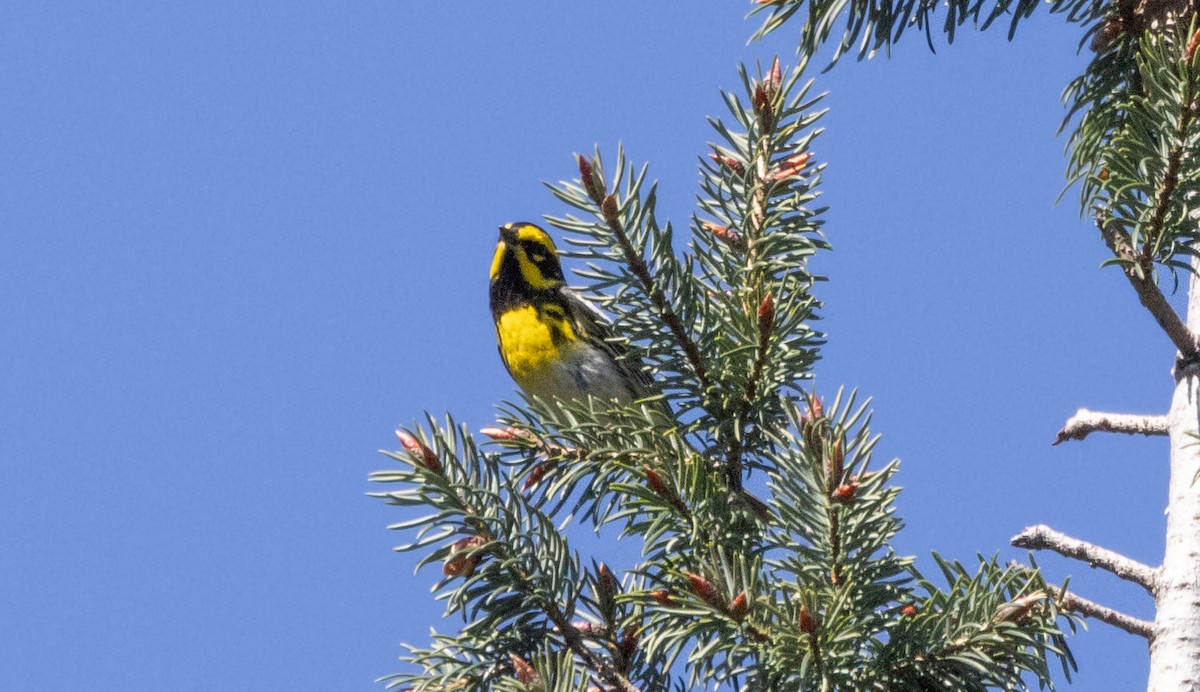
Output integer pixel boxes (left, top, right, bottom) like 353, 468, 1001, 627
1011, 524, 1158, 594
1052, 408, 1170, 445
1142, 31, 1198, 265
600, 194, 711, 391
538, 596, 641, 692
1061, 591, 1156, 640
1098, 215, 1200, 360
727, 293, 774, 492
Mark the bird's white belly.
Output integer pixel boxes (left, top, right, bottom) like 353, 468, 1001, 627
523, 341, 633, 405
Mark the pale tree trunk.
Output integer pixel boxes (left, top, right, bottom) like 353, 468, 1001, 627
1148, 268, 1200, 691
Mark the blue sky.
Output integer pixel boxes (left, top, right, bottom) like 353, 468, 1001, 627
0, 3, 1168, 690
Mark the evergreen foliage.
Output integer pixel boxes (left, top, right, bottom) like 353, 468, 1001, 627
374, 57, 1077, 690
751, 0, 1200, 276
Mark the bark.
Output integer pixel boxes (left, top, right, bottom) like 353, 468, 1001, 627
1147, 267, 1200, 691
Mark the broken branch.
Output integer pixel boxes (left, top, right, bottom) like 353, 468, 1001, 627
1012, 524, 1158, 595
1053, 408, 1169, 445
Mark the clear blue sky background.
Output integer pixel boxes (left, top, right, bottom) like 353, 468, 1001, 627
0, 3, 1171, 690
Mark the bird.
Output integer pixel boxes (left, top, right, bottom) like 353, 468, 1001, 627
489, 222, 652, 407
489, 222, 768, 517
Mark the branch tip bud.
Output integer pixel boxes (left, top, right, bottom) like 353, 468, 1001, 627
757, 292, 775, 338
443, 535, 487, 578
685, 571, 723, 608
521, 460, 553, 491
799, 603, 817, 634
832, 481, 858, 504
578, 153, 606, 204
601, 193, 619, 222
708, 151, 745, 174
704, 221, 747, 252
509, 654, 537, 684
729, 591, 749, 621
395, 429, 441, 473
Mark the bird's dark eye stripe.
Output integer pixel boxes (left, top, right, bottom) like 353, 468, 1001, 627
520, 239, 547, 256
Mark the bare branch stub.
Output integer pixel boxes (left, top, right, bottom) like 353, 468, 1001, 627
1011, 524, 1159, 595
1062, 591, 1156, 641
1053, 408, 1169, 445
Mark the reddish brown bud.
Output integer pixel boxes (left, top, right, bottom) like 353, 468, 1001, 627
704, 222, 747, 252
753, 82, 774, 133
644, 465, 690, 518
766, 56, 782, 96
443, 535, 487, 578
728, 591, 749, 622
618, 626, 640, 662
1189, 27, 1200, 60
1091, 18, 1124, 52
596, 562, 620, 605
827, 436, 845, 487
479, 426, 518, 441
578, 154, 606, 204
757, 292, 775, 339
601, 194, 619, 222
509, 653, 537, 684
644, 465, 669, 498
707, 152, 745, 174
799, 603, 817, 634
802, 393, 825, 450
784, 151, 811, 168
521, 460, 553, 491
1099, 169, 1109, 181
808, 393, 823, 420
765, 152, 812, 182
649, 589, 672, 606
395, 429, 441, 473
686, 571, 723, 608
901, 604, 918, 617
832, 481, 858, 504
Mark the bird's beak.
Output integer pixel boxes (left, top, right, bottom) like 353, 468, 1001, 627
498, 224, 518, 244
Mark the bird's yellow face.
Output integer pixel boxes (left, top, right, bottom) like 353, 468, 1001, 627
490, 222, 565, 292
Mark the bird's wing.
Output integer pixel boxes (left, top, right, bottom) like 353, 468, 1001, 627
558, 286, 656, 397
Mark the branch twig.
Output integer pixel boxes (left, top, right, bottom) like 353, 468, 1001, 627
539, 598, 641, 692
1011, 524, 1158, 595
1053, 408, 1169, 445
601, 195, 710, 391
1098, 216, 1199, 360
1061, 591, 1155, 641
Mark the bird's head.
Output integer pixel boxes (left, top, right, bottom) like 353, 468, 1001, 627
490, 222, 565, 291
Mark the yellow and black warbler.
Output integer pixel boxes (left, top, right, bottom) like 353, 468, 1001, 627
489, 222, 650, 406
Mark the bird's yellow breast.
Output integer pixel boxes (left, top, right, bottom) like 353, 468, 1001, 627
495, 304, 576, 386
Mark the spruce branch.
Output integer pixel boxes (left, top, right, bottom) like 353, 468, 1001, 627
537, 596, 641, 692
727, 292, 775, 492
1098, 215, 1200, 359
1142, 25, 1199, 264
600, 193, 711, 392
1052, 408, 1170, 444
879, 556, 1077, 689
1011, 524, 1158, 594
1061, 591, 1156, 640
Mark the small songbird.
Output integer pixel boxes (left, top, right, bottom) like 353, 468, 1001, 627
489, 222, 650, 406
